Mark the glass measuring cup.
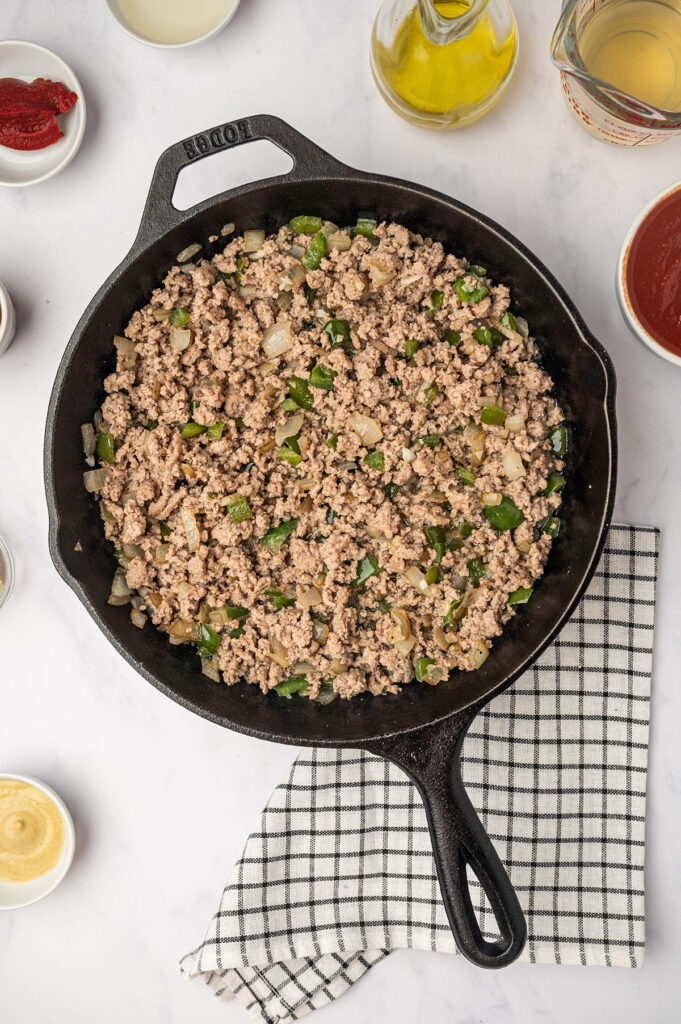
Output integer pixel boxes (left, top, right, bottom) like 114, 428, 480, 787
551, 0, 681, 146
371, 0, 518, 129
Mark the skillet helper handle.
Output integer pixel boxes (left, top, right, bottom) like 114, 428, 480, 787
365, 711, 527, 969
133, 114, 349, 251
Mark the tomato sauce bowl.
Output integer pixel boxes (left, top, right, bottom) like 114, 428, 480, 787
618, 181, 681, 369
0, 41, 86, 189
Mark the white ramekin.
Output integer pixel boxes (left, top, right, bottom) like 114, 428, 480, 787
0, 281, 16, 357
105, 0, 240, 49
0, 533, 14, 608
617, 180, 681, 369
0, 773, 75, 910
0, 41, 86, 189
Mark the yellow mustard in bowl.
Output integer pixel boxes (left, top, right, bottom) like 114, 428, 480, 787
0, 779, 64, 882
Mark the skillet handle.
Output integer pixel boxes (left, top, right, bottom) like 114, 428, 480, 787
133, 114, 350, 251
365, 710, 527, 969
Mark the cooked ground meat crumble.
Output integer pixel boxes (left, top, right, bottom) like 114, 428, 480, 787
83, 219, 565, 700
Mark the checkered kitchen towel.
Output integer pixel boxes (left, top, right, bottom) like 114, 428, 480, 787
181, 525, 659, 1021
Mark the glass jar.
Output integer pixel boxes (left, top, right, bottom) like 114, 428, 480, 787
370, 0, 518, 129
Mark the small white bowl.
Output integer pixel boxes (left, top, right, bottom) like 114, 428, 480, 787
617, 180, 681, 369
0, 773, 75, 910
0, 534, 14, 608
0, 281, 16, 357
105, 0, 240, 49
0, 41, 86, 189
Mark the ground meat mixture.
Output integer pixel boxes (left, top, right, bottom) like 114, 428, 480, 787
83, 219, 565, 700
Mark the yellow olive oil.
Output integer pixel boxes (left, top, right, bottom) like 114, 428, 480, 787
371, 1, 517, 128
579, 0, 681, 111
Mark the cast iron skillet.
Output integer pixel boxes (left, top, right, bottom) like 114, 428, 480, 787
44, 115, 617, 970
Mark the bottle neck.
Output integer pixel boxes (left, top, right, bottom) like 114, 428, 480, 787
418, 0, 489, 45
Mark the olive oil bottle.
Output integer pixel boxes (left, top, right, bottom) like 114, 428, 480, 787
371, 0, 518, 129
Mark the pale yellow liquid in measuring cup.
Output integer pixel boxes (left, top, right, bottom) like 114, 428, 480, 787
372, 1, 517, 118
117, 0, 232, 44
579, 0, 681, 111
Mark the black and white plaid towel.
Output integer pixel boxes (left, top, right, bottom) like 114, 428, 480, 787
181, 525, 659, 1022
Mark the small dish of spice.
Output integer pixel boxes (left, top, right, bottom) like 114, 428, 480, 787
0, 40, 85, 188
618, 181, 681, 368
0, 534, 14, 609
0, 774, 75, 910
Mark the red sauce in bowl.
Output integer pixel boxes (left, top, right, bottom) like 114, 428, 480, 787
625, 187, 681, 359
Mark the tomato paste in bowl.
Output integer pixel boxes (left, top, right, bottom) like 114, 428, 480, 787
618, 183, 681, 367
0, 77, 78, 151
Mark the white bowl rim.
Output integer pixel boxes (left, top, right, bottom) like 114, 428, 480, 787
104, 0, 241, 50
0, 772, 75, 909
617, 178, 681, 369
0, 40, 86, 189
0, 281, 11, 346
0, 532, 14, 608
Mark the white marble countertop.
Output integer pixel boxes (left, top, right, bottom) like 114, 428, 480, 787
1, 1, 679, 1021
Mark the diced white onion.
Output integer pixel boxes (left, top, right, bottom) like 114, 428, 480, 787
201, 656, 221, 682
262, 320, 293, 358
471, 431, 486, 468
433, 623, 455, 652
402, 446, 416, 463
114, 335, 137, 368
289, 244, 306, 259
130, 608, 146, 629
516, 317, 529, 337
268, 634, 289, 669
111, 568, 131, 598
258, 360, 276, 377
84, 468, 108, 493
348, 412, 383, 445
329, 659, 348, 675
368, 258, 395, 287
292, 659, 315, 674
275, 412, 304, 446
469, 639, 489, 668
99, 500, 115, 523
243, 229, 265, 253
400, 273, 423, 287
221, 222, 235, 237
81, 423, 96, 458
299, 587, 322, 609
506, 414, 526, 433
153, 309, 173, 321
516, 537, 532, 554
180, 507, 200, 552
239, 284, 257, 299
170, 328, 192, 351
176, 243, 201, 263
327, 232, 351, 251
296, 477, 316, 492
503, 452, 526, 479
405, 566, 433, 597
482, 492, 502, 506
321, 221, 339, 237
365, 524, 388, 545
169, 619, 201, 641
278, 263, 306, 289
423, 489, 447, 503
337, 461, 357, 473
312, 620, 329, 645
